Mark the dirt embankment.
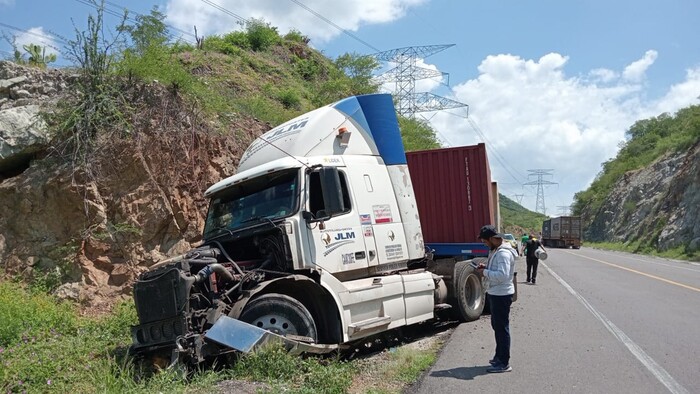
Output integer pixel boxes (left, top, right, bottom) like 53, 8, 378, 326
0, 61, 270, 313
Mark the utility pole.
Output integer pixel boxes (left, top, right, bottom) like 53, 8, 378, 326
522, 169, 557, 214
372, 45, 467, 118
514, 194, 524, 205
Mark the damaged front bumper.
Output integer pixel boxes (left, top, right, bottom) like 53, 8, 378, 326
131, 316, 338, 365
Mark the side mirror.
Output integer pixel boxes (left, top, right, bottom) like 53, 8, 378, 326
319, 167, 345, 216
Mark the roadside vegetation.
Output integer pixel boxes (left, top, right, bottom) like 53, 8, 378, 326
1, 1, 445, 392
573, 105, 700, 217
584, 242, 695, 261
0, 276, 444, 393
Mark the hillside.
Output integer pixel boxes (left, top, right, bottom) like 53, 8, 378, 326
0, 12, 443, 310
499, 193, 548, 238
573, 106, 700, 260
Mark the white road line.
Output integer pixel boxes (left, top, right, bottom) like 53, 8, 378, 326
542, 262, 689, 394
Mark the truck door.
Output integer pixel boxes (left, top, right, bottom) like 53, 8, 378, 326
304, 169, 370, 277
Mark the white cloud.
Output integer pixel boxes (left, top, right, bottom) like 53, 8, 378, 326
622, 49, 657, 82
14, 27, 59, 58
589, 68, 618, 83
422, 51, 699, 213
165, 0, 426, 44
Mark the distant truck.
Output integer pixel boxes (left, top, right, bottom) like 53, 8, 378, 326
541, 216, 582, 248
129, 94, 498, 365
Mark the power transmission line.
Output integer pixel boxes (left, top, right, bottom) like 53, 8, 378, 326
288, 0, 380, 52
442, 109, 526, 187
73, 0, 196, 44
199, 0, 248, 24
105, 0, 198, 41
523, 169, 557, 214
0, 22, 67, 46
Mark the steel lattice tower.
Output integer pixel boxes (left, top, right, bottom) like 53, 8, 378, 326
523, 170, 557, 214
372, 45, 467, 118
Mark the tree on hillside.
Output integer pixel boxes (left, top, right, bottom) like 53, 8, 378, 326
334, 52, 380, 95
118, 6, 168, 55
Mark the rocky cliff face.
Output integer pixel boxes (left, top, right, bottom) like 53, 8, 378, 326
0, 61, 269, 311
583, 140, 700, 255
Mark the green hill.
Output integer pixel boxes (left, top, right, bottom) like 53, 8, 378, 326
500, 193, 548, 237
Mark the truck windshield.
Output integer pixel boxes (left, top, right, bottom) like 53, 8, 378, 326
203, 169, 299, 238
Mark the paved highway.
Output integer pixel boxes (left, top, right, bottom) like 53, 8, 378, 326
408, 248, 700, 394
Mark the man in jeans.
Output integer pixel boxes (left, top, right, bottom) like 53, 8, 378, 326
476, 225, 517, 373
521, 236, 546, 284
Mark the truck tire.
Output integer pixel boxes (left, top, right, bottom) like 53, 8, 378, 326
240, 293, 318, 342
451, 260, 486, 322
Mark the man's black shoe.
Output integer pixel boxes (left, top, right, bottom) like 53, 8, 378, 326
488, 358, 499, 366
486, 364, 512, 373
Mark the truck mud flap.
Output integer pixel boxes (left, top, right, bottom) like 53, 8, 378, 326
204, 316, 338, 355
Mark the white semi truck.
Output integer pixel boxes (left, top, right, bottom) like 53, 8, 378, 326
130, 94, 496, 364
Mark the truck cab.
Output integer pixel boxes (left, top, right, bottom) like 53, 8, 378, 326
130, 94, 488, 363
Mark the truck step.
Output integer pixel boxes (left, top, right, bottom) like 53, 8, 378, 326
348, 316, 392, 335
434, 303, 452, 311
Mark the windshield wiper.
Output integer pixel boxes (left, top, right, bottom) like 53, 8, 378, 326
205, 225, 232, 238
241, 216, 277, 226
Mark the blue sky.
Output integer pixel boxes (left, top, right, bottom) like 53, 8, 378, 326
2, 0, 700, 214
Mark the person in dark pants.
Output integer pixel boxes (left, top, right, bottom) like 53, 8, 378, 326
476, 225, 517, 373
521, 236, 545, 284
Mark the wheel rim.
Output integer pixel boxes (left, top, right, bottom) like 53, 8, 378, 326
465, 274, 482, 309
248, 313, 298, 336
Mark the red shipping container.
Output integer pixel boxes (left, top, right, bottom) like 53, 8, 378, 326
406, 143, 495, 244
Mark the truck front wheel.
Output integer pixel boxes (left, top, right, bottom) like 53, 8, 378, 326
240, 294, 318, 343
452, 260, 486, 322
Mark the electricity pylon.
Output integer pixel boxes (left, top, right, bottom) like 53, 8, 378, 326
523, 169, 557, 214
372, 45, 467, 118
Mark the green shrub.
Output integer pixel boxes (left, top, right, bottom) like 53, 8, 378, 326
223, 31, 250, 50
245, 18, 280, 51
294, 58, 321, 81
0, 281, 77, 347
284, 29, 309, 44
277, 88, 301, 109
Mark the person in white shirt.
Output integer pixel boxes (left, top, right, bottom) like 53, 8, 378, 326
476, 225, 517, 373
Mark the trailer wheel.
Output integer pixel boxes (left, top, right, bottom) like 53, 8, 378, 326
240, 294, 318, 342
452, 260, 485, 322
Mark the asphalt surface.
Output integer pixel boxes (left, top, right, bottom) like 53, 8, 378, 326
408, 248, 700, 394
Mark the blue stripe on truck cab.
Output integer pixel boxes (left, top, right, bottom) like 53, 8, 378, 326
333, 94, 407, 165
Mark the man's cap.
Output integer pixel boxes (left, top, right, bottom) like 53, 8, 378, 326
479, 225, 504, 239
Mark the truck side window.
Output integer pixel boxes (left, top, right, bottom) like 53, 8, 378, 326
308, 170, 351, 217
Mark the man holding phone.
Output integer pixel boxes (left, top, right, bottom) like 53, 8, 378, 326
476, 225, 517, 373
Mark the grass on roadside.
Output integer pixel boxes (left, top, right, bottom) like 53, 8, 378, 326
585, 241, 698, 261
1, 278, 442, 393
350, 338, 443, 394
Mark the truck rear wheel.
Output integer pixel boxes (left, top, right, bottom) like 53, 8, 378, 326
452, 260, 485, 322
240, 294, 318, 342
